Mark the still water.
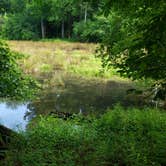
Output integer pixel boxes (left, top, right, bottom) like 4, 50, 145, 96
0, 102, 33, 131
0, 77, 134, 131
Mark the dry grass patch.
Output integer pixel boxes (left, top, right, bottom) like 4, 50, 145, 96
8, 40, 100, 77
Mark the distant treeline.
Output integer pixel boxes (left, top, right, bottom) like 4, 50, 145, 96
0, 0, 109, 42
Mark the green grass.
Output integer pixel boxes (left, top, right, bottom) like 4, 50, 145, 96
7, 40, 125, 80
3, 106, 166, 166
40, 38, 78, 43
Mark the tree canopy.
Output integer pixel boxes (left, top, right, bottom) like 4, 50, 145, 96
0, 0, 103, 40
98, 0, 166, 82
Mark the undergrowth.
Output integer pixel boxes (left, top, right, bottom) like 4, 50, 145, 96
3, 106, 166, 166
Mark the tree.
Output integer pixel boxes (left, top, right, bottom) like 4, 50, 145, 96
0, 0, 10, 14
29, 0, 52, 38
98, 0, 166, 82
10, 0, 26, 13
50, 0, 78, 38
1, 13, 39, 40
0, 0, 104, 40
73, 15, 111, 42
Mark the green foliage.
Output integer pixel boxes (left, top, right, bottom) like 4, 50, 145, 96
5, 107, 166, 166
96, 106, 166, 166
0, 0, 10, 14
10, 0, 26, 13
0, 0, 102, 40
98, 1, 166, 82
0, 40, 38, 99
1, 14, 39, 40
6, 117, 97, 166
73, 16, 111, 42
29, 0, 52, 19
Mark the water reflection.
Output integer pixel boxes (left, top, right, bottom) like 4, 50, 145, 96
0, 102, 34, 131
27, 76, 132, 116
0, 76, 134, 130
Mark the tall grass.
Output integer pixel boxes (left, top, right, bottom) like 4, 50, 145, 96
7, 40, 122, 79
4, 106, 166, 166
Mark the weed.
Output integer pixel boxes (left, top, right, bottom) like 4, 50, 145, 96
4, 106, 166, 166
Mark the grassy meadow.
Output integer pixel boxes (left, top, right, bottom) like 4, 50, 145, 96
8, 40, 114, 78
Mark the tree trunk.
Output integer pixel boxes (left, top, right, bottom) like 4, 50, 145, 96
61, 20, 64, 38
67, 16, 72, 39
80, 4, 83, 21
84, 3, 88, 23
41, 17, 45, 39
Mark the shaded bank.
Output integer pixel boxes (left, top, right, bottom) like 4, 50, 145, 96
0, 125, 17, 160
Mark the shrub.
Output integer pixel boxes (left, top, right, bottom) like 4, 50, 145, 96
1, 14, 39, 40
4, 107, 166, 166
0, 40, 38, 99
5, 117, 97, 166
73, 16, 111, 42
96, 106, 166, 166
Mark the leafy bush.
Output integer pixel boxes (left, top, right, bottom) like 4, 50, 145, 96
0, 40, 38, 99
6, 117, 97, 166
4, 107, 166, 166
73, 16, 111, 42
96, 107, 166, 166
1, 14, 39, 40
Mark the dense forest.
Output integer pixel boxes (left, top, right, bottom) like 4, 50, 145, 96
0, 0, 105, 41
0, 0, 166, 165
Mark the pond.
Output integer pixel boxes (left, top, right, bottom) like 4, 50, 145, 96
0, 75, 135, 131
2, 41, 146, 131
1, 77, 137, 131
